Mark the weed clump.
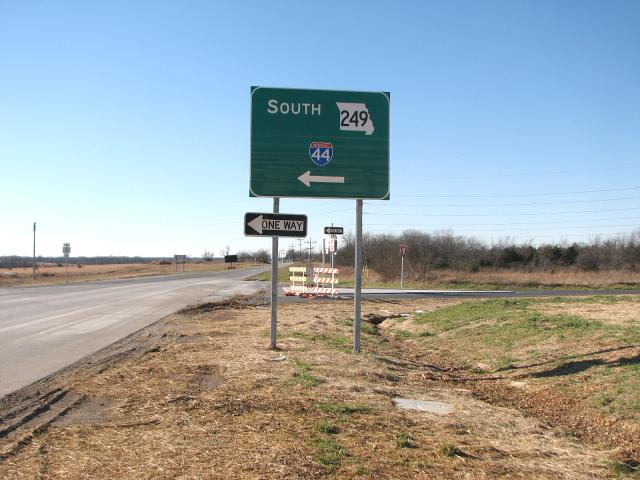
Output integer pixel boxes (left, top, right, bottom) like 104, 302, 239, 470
313, 437, 350, 467
440, 443, 464, 457
393, 431, 415, 448
315, 420, 339, 434
609, 459, 639, 478
316, 402, 371, 415
290, 359, 323, 388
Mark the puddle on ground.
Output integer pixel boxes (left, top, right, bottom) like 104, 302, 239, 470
393, 397, 453, 414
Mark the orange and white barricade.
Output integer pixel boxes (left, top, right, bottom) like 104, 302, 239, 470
283, 266, 309, 296
313, 267, 339, 297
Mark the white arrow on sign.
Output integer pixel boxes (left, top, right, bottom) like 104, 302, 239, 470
248, 215, 264, 234
297, 170, 345, 187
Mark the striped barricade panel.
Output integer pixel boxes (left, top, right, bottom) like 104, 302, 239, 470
314, 287, 338, 296
290, 285, 309, 293
313, 267, 340, 274
282, 285, 309, 294
288, 267, 310, 296
313, 276, 339, 284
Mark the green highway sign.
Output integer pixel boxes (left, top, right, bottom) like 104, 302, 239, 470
250, 86, 389, 199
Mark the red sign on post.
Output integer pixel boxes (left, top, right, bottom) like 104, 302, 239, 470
399, 245, 408, 257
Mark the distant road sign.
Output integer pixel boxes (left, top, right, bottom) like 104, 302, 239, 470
399, 245, 408, 257
324, 226, 344, 235
62, 243, 71, 255
250, 86, 390, 199
174, 254, 187, 264
224, 255, 238, 263
244, 213, 307, 237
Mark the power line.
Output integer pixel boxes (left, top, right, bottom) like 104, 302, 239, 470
364, 207, 640, 217
317, 207, 354, 214
362, 229, 637, 240
364, 223, 638, 233
392, 185, 640, 199
393, 164, 640, 182
366, 195, 640, 208
364, 215, 640, 228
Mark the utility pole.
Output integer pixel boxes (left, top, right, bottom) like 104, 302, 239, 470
297, 239, 304, 260
32, 222, 36, 280
307, 238, 316, 284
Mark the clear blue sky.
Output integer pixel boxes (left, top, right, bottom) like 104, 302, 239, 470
1, 1, 639, 257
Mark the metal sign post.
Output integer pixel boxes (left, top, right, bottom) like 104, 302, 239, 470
244, 202, 304, 347
399, 245, 408, 289
354, 200, 363, 353
32, 222, 36, 280
174, 255, 187, 272
270, 198, 279, 350
324, 225, 342, 285
331, 247, 334, 270
224, 254, 238, 270
62, 243, 71, 282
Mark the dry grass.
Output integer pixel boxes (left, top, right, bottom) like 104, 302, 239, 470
536, 299, 640, 325
380, 295, 640, 464
260, 264, 640, 289
1, 297, 627, 479
0, 262, 258, 287
361, 267, 640, 289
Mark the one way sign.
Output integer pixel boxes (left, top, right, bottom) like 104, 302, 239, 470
244, 212, 307, 237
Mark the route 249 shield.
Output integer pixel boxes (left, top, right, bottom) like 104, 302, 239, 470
309, 141, 333, 167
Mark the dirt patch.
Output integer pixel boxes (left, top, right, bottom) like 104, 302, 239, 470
0, 296, 634, 479
52, 397, 113, 427
178, 295, 267, 314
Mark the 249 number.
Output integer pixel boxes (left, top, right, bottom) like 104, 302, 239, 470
340, 109, 369, 127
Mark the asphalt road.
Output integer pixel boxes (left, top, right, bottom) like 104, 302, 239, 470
0, 267, 269, 398
337, 287, 640, 299
279, 284, 640, 301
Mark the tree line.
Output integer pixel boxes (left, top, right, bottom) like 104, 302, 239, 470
4, 229, 638, 277
335, 230, 640, 281
0, 256, 180, 268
